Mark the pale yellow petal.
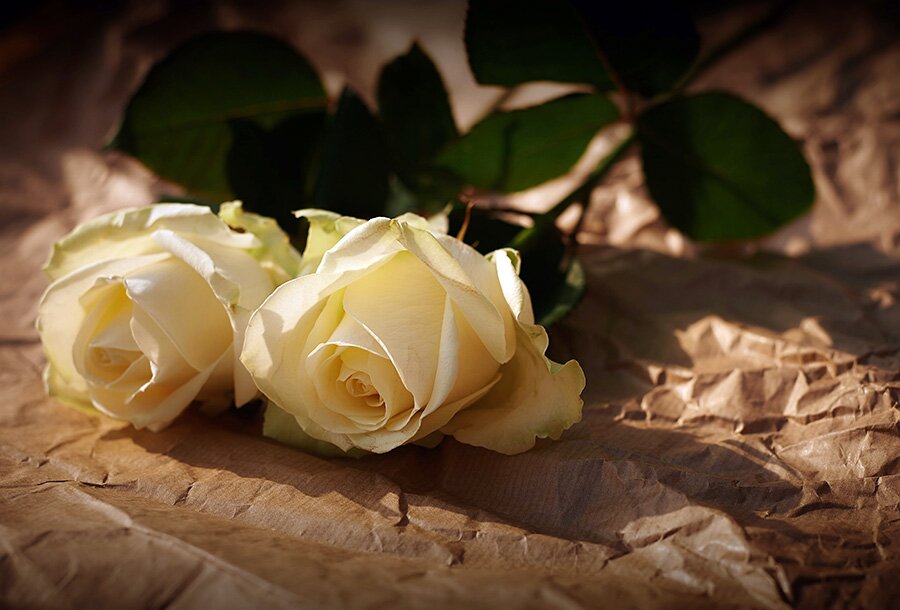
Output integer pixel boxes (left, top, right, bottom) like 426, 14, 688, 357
121, 259, 231, 372
44, 204, 254, 281
315, 218, 406, 277
442, 323, 585, 455
37, 253, 169, 399
241, 271, 365, 418
400, 223, 514, 364
89, 357, 220, 430
293, 208, 365, 275
342, 252, 446, 407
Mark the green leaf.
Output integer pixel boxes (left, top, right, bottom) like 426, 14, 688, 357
377, 43, 461, 205
637, 92, 815, 241
435, 94, 619, 193
572, 0, 699, 96
535, 258, 586, 328
313, 87, 390, 219
464, 0, 614, 90
226, 113, 325, 233
516, 226, 584, 327
114, 31, 327, 202
383, 176, 422, 217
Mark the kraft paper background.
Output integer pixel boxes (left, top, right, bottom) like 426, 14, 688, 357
1, 1, 898, 608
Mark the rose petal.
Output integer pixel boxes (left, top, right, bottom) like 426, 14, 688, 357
38, 253, 170, 401
316, 218, 405, 277
342, 252, 446, 407
293, 209, 366, 275
339, 347, 414, 428
413, 372, 502, 442
488, 248, 534, 324
400, 223, 515, 364
89, 357, 221, 431
324, 313, 387, 358
441, 252, 584, 454
441, 322, 584, 454
425, 295, 459, 413
152, 230, 273, 310
44, 204, 255, 281
440, 302, 502, 407
122, 259, 231, 372
307, 344, 384, 429
242, 272, 356, 416
71, 281, 140, 386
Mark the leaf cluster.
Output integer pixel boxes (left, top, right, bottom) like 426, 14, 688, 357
112, 1, 813, 325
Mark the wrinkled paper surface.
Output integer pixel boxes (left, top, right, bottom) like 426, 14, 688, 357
1, 1, 898, 608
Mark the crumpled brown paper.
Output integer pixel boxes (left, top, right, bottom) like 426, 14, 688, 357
1, 1, 898, 608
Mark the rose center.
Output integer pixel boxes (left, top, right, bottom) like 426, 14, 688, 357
89, 345, 139, 372
340, 369, 384, 407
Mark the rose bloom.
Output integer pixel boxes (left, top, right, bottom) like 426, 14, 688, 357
242, 210, 585, 455
37, 202, 299, 430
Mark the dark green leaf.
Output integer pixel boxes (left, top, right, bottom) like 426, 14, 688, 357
383, 176, 421, 217
637, 92, 815, 241
465, 0, 614, 90
535, 258, 586, 328
435, 94, 619, 193
313, 87, 390, 218
572, 0, 699, 96
226, 113, 325, 233
515, 225, 584, 327
377, 42, 460, 200
114, 31, 327, 202
401, 168, 464, 213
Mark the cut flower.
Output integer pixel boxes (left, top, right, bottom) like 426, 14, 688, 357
241, 210, 585, 455
37, 202, 300, 430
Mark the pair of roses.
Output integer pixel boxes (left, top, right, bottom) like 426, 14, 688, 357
38, 203, 585, 455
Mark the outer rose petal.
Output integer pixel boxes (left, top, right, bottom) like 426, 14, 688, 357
441, 250, 585, 454
401, 224, 515, 363
151, 229, 276, 406
293, 209, 365, 275
441, 323, 585, 454
44, 204, 257, 281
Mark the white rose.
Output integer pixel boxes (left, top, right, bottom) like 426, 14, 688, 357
37, 202, 300, 430
241, 210, 585, 455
